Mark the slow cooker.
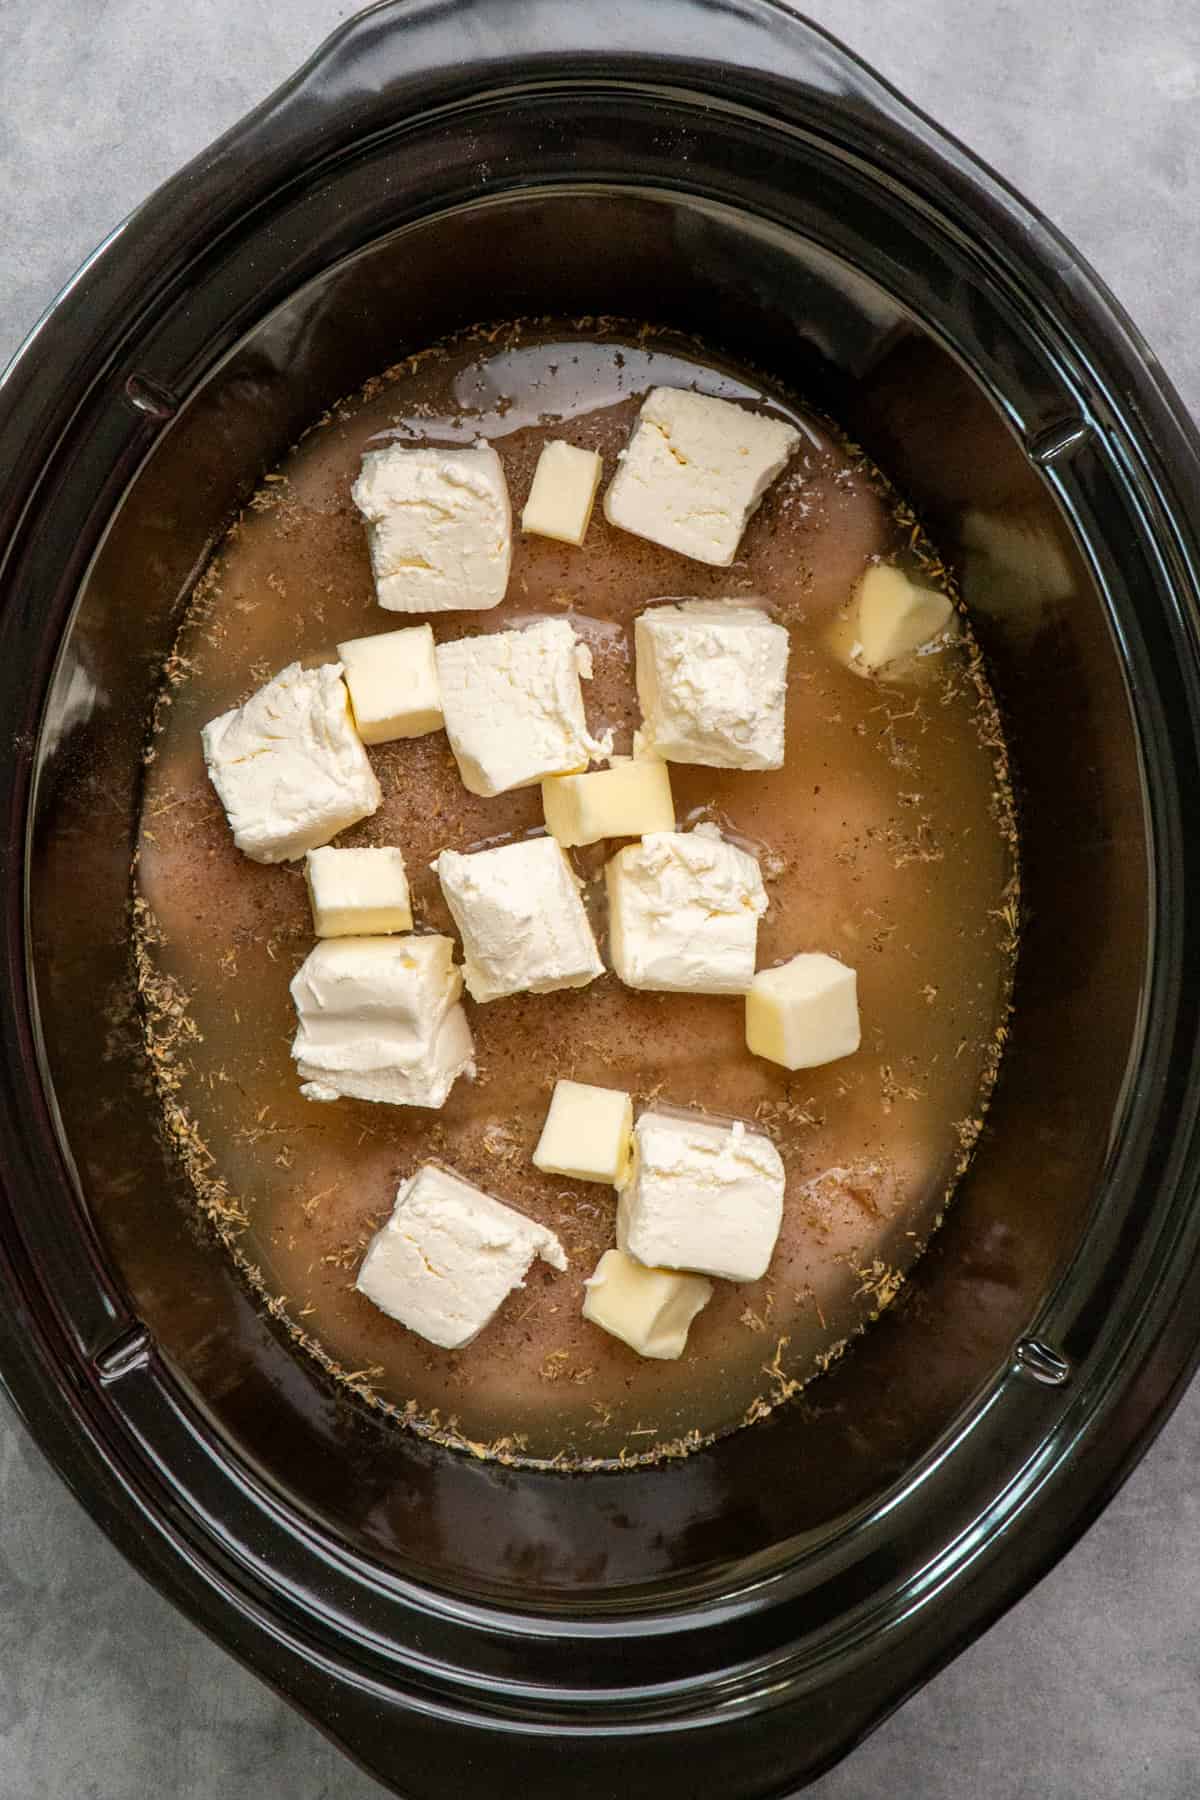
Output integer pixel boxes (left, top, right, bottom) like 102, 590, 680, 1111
3, 2, 1200, 1793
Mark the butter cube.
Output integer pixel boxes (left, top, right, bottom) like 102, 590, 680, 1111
542, 760, 674, 847
845, 565, 955, 672
436, 835, 604, 1002
305, 846, 413, 938
351, 441, 511, 612
436, 619, 609, 797
201, 662, 380, 864
617, 1111, 785, 1282
533, 1080, 633, 1184
746, 953, 861, 1070
290, 934, 474, 1109
521, 440, 603, 546
356, 1163, 567, 1350
582, 1248, 712, 1360
603, 387, 800, 567
336, 625, 443, 743
635, 600, 789, 769
606, 825, 768, 994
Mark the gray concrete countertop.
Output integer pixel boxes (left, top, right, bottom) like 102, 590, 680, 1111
1, 3, 1198, 1795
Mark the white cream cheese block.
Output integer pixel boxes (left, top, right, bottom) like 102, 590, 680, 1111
351, 440, 511, 612
634, 600, 789, 770
356, 1163, 567, 1350
436, 618, 610, 797
746, 952, 861, 1070
289, 934, 474, 1109
603, 387, 801, 567
201, 661, 381, 864
541, 759, 675, 848
336, 624, 444, 742
606, 824, 768, 994
304, 846, 413, 938
532, 1079, 633, 1184
582, 1248, 713, 1360
521, 440, 603, 545
616, 1110, 785, 1283
436, 835, 604, 1003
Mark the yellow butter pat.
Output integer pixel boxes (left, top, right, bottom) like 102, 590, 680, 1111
337, 624, 443, 743
582, 1248, 712, 1360
846, 565, 955, 672
746, 952, 860, 1070
522, 440, 603, 546
541, 760, 674, 847
533, 1079, 633, 1184
305, 846, 413, 938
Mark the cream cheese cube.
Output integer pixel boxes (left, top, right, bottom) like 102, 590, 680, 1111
616, 1111, 785, 1282
356, 1163, 567, 1350
336, 625, 443, 743
746, 953, 861, 1070
606, 825, 768, 994
201, 661, 381, 864
436, 618, 609, 797
521, 440, 603, 546
436, 835, 604, 1003
541, 759, 675, 848
635, 600, 789, 770
603, 387, 800, 567
305, 846, 413, 938
290, 934, 474, 1109
533, 1080, 633, 1184
835, 565, 956, 673
351, 440, 511, 612
582, 1248, 712, 1360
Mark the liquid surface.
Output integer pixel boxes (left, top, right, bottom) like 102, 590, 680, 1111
136, 323, 1016, 1468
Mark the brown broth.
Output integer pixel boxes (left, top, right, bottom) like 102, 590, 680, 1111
135, 322, 1016, 1468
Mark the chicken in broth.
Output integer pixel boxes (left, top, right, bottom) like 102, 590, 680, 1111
135, 322, 1016, 1468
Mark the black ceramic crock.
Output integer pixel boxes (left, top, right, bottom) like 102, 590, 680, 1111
3, 3, 1200, 1794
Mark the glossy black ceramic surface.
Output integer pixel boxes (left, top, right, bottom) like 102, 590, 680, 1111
2, 3, 1200, 1794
